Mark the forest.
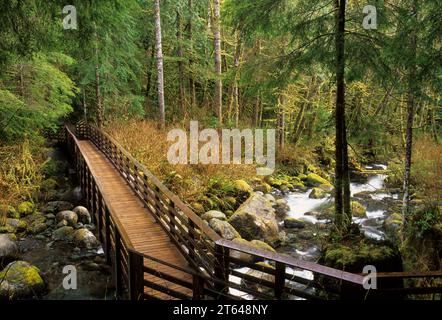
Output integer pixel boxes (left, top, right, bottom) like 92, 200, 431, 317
0, 0, 441, 300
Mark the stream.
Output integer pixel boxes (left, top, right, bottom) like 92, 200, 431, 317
229, 165, 399, 299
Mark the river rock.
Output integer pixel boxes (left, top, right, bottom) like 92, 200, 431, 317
52, 226, 74, 241
228, 193, 279, 244
44, 201, 74, 213
305, 173, 332, 189
284, 218, 305, 229
28, 222, 47, 234
73, 206, 92, 224
230, 238, 276, 263
201, 210, 227, 222
0, 261, 45, 299
309, 187, 326, 199
56, 210, 78, 226
274, 198, 290, 217
0, 234, 18, 262
351, 201, 366, 218
264, 194, 276, 203
73, 228, 99, 249
209, 219, 240, 240
254, 182, 272, 194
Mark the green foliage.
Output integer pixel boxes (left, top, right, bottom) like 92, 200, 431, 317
0, 54, 76, 141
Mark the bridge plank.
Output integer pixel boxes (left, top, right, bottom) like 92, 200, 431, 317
77, 140, 193, 300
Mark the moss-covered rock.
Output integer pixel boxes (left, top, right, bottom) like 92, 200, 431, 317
56, 210, 78, 227
52, 226, 74, 241
209, 218, 240, 240
230, 238, 275, 263
309, 187, 326, 199
254, 182, 272, 193
284, 218, 305, 229
323, 242, 400, 272
17, 201, 35, 216
228, 193, 279, 244
201, 210, 227, 222
0, 261, 45, 299
305, 173, 332, 188
73, 228, 99, 249
351, 201, 366, 218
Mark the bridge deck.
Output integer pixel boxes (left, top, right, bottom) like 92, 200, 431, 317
77, 140, 193, 299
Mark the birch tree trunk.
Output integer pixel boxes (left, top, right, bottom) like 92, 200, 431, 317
154, 0, 166, 128
402, 0, 418, 218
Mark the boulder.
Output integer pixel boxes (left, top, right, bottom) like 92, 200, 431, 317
73, 228, 99, 249
230, 238, 276, 263
254, 182, 272, 194
43, 201, 73, 213
73, 206, 92, 224
0, 234, 18, 263
305, 173, 333, 189
284, 218, 306, 229
309, 187, 326, 199
264, 194, 276, 203
52, 226, 74, 241
201, 210, 227, 222
56, 210, 78, 226
351, 201, 366, 218
17, 201, 35, 216
0, 261, 45, 299
228, 193, 279, 244
274, 199, 290, 217
209, 219, 240, 240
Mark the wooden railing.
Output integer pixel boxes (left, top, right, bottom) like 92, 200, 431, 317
63, 123, 442, 300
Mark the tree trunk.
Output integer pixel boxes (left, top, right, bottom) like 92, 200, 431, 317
177, 10, 186, 118
334, 0, 351, 232
228, 32, 242, 123
213, 0, 222, 123
254, 90, 261, 127
154, 0, 166, 128
144, 45, 155, 116
402, 1, 418, 218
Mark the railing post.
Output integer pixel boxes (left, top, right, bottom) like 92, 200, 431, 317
104, 205, 111, 264
275, 262, 285, 299
114, 230, 123, 298
128, 250, 144, 300
96, 192, 103, 243
214, 244, 230, 298
192, 274, 205, 300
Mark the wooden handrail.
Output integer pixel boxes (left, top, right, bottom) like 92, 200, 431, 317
63, 123, 442, 300
66, 125, 135, 250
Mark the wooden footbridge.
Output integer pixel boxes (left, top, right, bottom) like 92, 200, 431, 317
57, 122, 442, 300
